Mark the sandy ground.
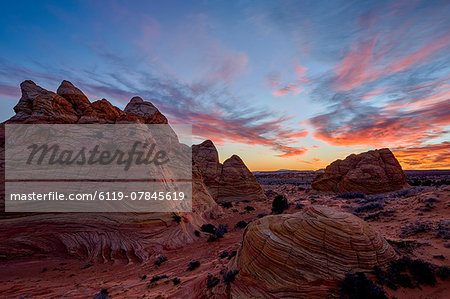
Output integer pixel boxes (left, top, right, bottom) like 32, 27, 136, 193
1, 186, 449, 298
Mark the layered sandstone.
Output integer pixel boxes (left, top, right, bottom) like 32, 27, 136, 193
228, 206, 396, 297
0, 80, 220, 262
192, 140, 266, 203
312, 148, 408, 194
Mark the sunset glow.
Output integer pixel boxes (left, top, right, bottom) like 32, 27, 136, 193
0, 0, 448, 170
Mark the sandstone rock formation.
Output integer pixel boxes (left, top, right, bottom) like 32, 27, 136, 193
228, 206, 396, 298
1, 80, 220, 262
192, 140, 266, 203
312, 148, 408, 194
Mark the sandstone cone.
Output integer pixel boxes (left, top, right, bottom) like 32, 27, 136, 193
312, 148, 408, 194
192, 140, 266, 203
229, 206, 396, 297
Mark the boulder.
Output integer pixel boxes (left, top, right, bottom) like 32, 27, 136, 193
228, 206, 396, 297
312, 148, 408, 194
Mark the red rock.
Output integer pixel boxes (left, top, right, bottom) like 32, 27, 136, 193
227, 206, 397, 297
312, 148, 408, 194
0, 79, 220, 263
56, 80, 91, 114
123, 96, 168, 124
192, 140, 266, 203
10, 80, 78, 123
218, 155, 267, 202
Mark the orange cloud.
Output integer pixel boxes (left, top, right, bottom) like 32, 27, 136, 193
393, 142, 450, 169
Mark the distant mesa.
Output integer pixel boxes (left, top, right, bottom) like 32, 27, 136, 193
227, 206, 397, 297
192, 140, 267, 203
311, 148, 408, 194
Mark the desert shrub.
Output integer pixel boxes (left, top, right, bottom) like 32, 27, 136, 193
407, 258, 436, 286
194, 230, 200, 237
272, 195, 288, 214
172, 214, 182, 223
235, 220, 248, 229
201, 224, 216, 234
219, 250, 229, 258
223, 270, 239, 284
295, 203, 305, 209
337, 192, 366, 199
187, 261, 200, 271
244, 206, 255, 211
139, 274, 147, 280
339, 272, 387, 299
386, 239, 418, 254
435, 220, 450, 239
207, 235, 217, 242
375, 257, 437, 289
364, 209, 395, 221
257, 213, 268, 218
220, 202, 233, 208
232, 209, 239, 213
150, 275, 168, 283
389, 188, 421, 198
173, 277, 181, 285
437, 266, 450, 280
353, 202, 384, 214
155, 256, 167, 266
365, 194, 385, 202
215, 224, 228, 238
93, 288, 110, 299
206, 275, 220, 288
228, 251, 237, 260
400, 221, 432, 238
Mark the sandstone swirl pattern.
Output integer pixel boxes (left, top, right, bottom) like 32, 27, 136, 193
229, 206, 396, 298
312, 148, 408, 194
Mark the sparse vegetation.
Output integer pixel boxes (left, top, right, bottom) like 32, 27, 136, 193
435, 220, 450, 239
187, 260, 200, 271
93, 288, 110, 299
223, 270, 239, 284
374, 256, 438, 290
194, 230, 200, 237
244, 205, 255, 211
337, 192, 366, 199
295, 203, 304, 209
400, 221, 432, 238
220, 202, 233, 208
257, 213, 268, 218
206, 274, 220, 288
219, 250, 229, 258
150, 275, 168, 283
272, 195, 288, 214
235, 220, 248, 229
201, 224, 216, 234
353, 202, 384, 213
155, 256, 167, 266
364, 209, 395, 221
172, 214, 182, 223
339, 272, 387, 299
228, 251, 237, 260
173, 277, 181, 285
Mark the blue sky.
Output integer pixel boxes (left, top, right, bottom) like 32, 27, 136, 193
1, 0, 449, 170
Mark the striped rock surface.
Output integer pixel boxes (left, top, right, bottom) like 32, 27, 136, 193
229, 205, 396, 298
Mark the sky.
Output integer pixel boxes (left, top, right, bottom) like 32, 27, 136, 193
0, 0, 449, 171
